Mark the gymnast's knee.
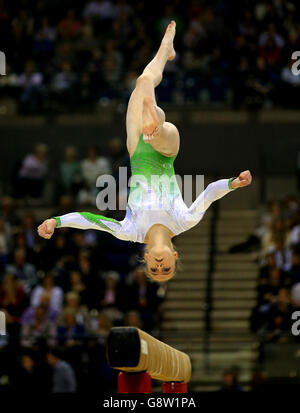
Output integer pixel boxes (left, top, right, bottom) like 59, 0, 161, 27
136, 70, 162, 88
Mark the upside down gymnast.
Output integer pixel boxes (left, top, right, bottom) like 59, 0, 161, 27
38, 21, 252, 282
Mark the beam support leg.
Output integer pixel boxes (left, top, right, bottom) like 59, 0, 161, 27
118, 372, 152, 393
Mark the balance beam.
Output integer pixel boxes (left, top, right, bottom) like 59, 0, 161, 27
106, 327, 191, 393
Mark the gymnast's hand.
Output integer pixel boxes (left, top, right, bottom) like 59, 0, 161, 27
37, 218, 56, 239
231, 170, 252, 189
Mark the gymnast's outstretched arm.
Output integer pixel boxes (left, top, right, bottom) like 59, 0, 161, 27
37, 212, 123, 239
188, 170, 252, 218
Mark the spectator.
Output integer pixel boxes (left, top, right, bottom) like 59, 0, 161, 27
59, 291, 89, 327
257, 266, 284, 305
100, 271, 122, 310
6, 248, 37, 293
30, 272, 64, 313
219, 368, 243, 392
50, 62, 77, 109
13, 352, 45, 392
21, 304, 56, 348
18, 60, 44, 113
79, 144, 111, 204
68, 270, 88, 306
124, 310, 142, 329
0, 197, 20, 229
265, 288, 294, 342
90, 311, 112, 345
58, 9, 81, 40
46, 348, 77, 393
0, 218, 11, 266
21, 293, 58, 325
0, 273, 27, 326
21, 212, 38, 251
128, 266, 160, 331
59, 146, 82, 196
83, 0, 116, 20
17, 143, 48, 200
32, 16, 57, 62
57, 307, 86, 347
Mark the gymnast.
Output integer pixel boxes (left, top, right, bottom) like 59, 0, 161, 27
38, 21, 252, 282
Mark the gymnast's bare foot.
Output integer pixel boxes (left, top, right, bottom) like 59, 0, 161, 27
162, 20, 176, 61
142, 97, 159, 142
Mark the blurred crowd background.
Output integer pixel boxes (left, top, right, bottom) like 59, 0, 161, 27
0, 0, 300, 395
0, 138, 169, 393
231, 197, 300, 344
0, 0, 300, 114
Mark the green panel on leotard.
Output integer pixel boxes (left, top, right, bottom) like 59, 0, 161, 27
130, 134, 177, 180
79, 212, 121, 232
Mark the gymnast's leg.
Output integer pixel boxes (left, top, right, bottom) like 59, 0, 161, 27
126, 20, 180, 158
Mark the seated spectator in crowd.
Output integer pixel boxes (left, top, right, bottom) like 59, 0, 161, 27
21, 304, 56, 348
13, 231, 36, 265
75, 22, 98, 59
108, 137, 128, 181
53, 195, 73, 217
291, 282, 300, 309
79, 144, 111, 204
32, 16, 57, 63
13, 351, 45, 392
58, 291, 89, 327
77, 249, 99, 292
219, 368, 243, 392
257, 266, 285, 306
258, 23, 285, 49
60, 146, 82, 196
0, 218, 11, 267
83, 0, 116, 20
0, 274, 27, 328
90, 311, 112, 345
21, 293, 58, 325
265, 288, 294, 343
58, 9, 81, 41
69, 231, 87, 258
21, 212, 38, 252
128, 266, 160, 332
284, 247, 300, 287
39, 233, 72, 273
246, 57, 274, 109
68, 270, 88, 307
46, 348, 77, 393
124, 310, 142, 329
94, 271, 124, 324
16, 143, 48, 200
50, 62, 77, 109
100, 271, 123, 309
259, 37, 281, 66
6, 248, 37, 293
250, 370, 268, 392
259, 252, 276, 281
0, 197, 20, 229
18, 60, 44, 114
57, 308, 86, 347
270, 235, 292, 272
30, 272, 64, 313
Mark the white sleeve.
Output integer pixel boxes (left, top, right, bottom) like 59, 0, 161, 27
55, 212, 123, 236
188, 179, 235, 220
54, 210, 136, 242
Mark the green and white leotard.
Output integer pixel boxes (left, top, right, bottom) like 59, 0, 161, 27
55, 134, 236, 243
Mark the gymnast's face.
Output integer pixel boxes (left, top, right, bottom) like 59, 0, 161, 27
145, 245, 178, 282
